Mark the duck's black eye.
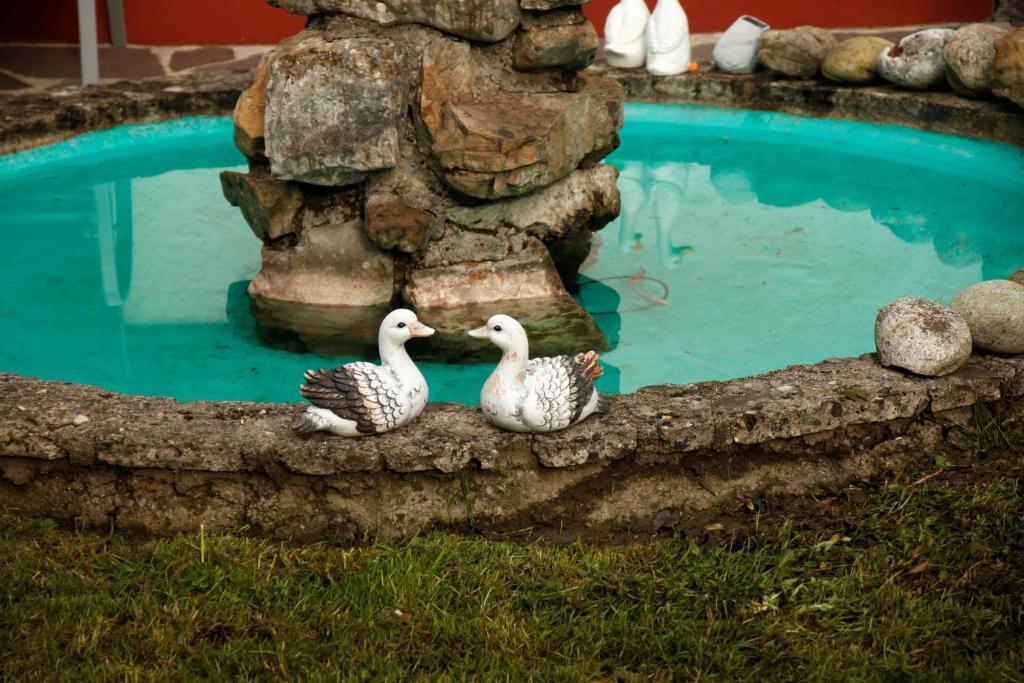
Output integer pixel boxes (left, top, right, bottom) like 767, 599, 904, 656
493, 325, 502, 332
397, 322, 406, 329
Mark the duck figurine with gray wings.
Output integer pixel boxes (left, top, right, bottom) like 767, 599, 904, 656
468, 314, 609, 433
293, 309, 434, 436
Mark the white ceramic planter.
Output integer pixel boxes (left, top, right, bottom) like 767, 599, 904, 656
604, 0, 651, 69
712, 15, 770, 74
646, 0, 692, 77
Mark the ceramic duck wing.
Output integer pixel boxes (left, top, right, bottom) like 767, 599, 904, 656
468, 314, 609, 433
297, 362, 417, 436
293, 309, 434, 437
521, 352, 604, 431
604, 0, 650, 68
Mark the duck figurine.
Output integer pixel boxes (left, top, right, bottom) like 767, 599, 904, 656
604, 0, 651, 69
468, 314, 609, 433
646, 0, 697, 76
293, 309, 435, 437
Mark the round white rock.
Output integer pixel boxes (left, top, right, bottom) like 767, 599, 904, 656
950, 280, 1024, 354
875, 297, 973, 376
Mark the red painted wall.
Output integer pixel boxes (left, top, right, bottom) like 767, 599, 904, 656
0, 0, 305, 45
0, 0, 994, 45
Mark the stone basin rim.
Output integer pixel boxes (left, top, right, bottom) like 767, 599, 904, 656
1, 68, 1022, 541
1, 353, 1022, 541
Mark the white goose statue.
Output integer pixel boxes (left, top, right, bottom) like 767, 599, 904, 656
646, 0, 696, 76
468, 314, 609, 433
293, 309, 435, 437
604, 0, 651, 69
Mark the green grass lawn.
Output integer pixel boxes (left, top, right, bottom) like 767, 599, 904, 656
2, 453, 1022, 681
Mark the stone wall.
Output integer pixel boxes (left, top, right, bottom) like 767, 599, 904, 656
2, 354, 1021, 541
220, 1, 625, 358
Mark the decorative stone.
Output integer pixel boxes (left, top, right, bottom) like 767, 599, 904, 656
822, 36, 894, 84
406, 235, 561, 308
513, 9, 599, 72
950, 280, 1024, 354
521, 0, 585, 9
875, 297, 973, 376
364, 193, 436, 253
944, 24, 1009, 97
428, 76, 622, 199
713, 15, 770, 75
263, 35, 412, 186
445, 165, 620, 243
232, 53, 270, 159
266, 0, 521, 42
992, 28, 1024, 108
1009, 269, 1024, 286
247, 189, 396, 350
220, 169, 304, 242
757, 26, 837, 79
405, 237, 607, 361
877, 28, 953, 90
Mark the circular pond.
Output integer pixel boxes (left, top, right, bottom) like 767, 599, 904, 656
1, 105, 1021, 404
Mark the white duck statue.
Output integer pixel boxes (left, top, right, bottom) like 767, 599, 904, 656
293, 309, 435, 437
646, 0, 696, 77
604, 0, 651, 69
468, 314, 609, 433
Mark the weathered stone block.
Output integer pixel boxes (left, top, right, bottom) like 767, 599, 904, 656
267, 0, 521, 42
220, 170, 304, 242
247, 189, 396, 348
232, 53, 270, 159
264, 35, 412, 186
445, 164, 620, 242
514, 9, 599, 72
429, 77, 622, 199
364, 193, 436, 253
992, 28, 1024, 108
403, 235, 608, 360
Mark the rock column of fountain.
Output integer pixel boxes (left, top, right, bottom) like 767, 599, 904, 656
221, 0, 624, 360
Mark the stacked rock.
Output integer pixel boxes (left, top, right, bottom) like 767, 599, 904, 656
221, 0, 624, 360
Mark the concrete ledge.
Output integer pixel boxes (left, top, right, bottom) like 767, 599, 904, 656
3, 354, 1021, 540
0, 70, 250, 155
590, 64, 1024, 146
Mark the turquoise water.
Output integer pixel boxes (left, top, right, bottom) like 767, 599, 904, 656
1, 106, 1021, 404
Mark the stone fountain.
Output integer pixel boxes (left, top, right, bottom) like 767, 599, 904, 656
221, 0, 624, 360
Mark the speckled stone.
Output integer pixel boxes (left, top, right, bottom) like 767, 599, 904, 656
822, 36, 894, 84
951, 280, 1024, 354
875, 297, 973, 376
1009, 269, 1024, 286
944, 24, 1009, 97
757, 26, 837, 79
876, 28, 953, 90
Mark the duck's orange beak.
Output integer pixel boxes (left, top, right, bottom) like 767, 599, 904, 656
410, 322, 435, 338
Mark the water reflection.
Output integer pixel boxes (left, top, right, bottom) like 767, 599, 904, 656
585, 118, 1024, 390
